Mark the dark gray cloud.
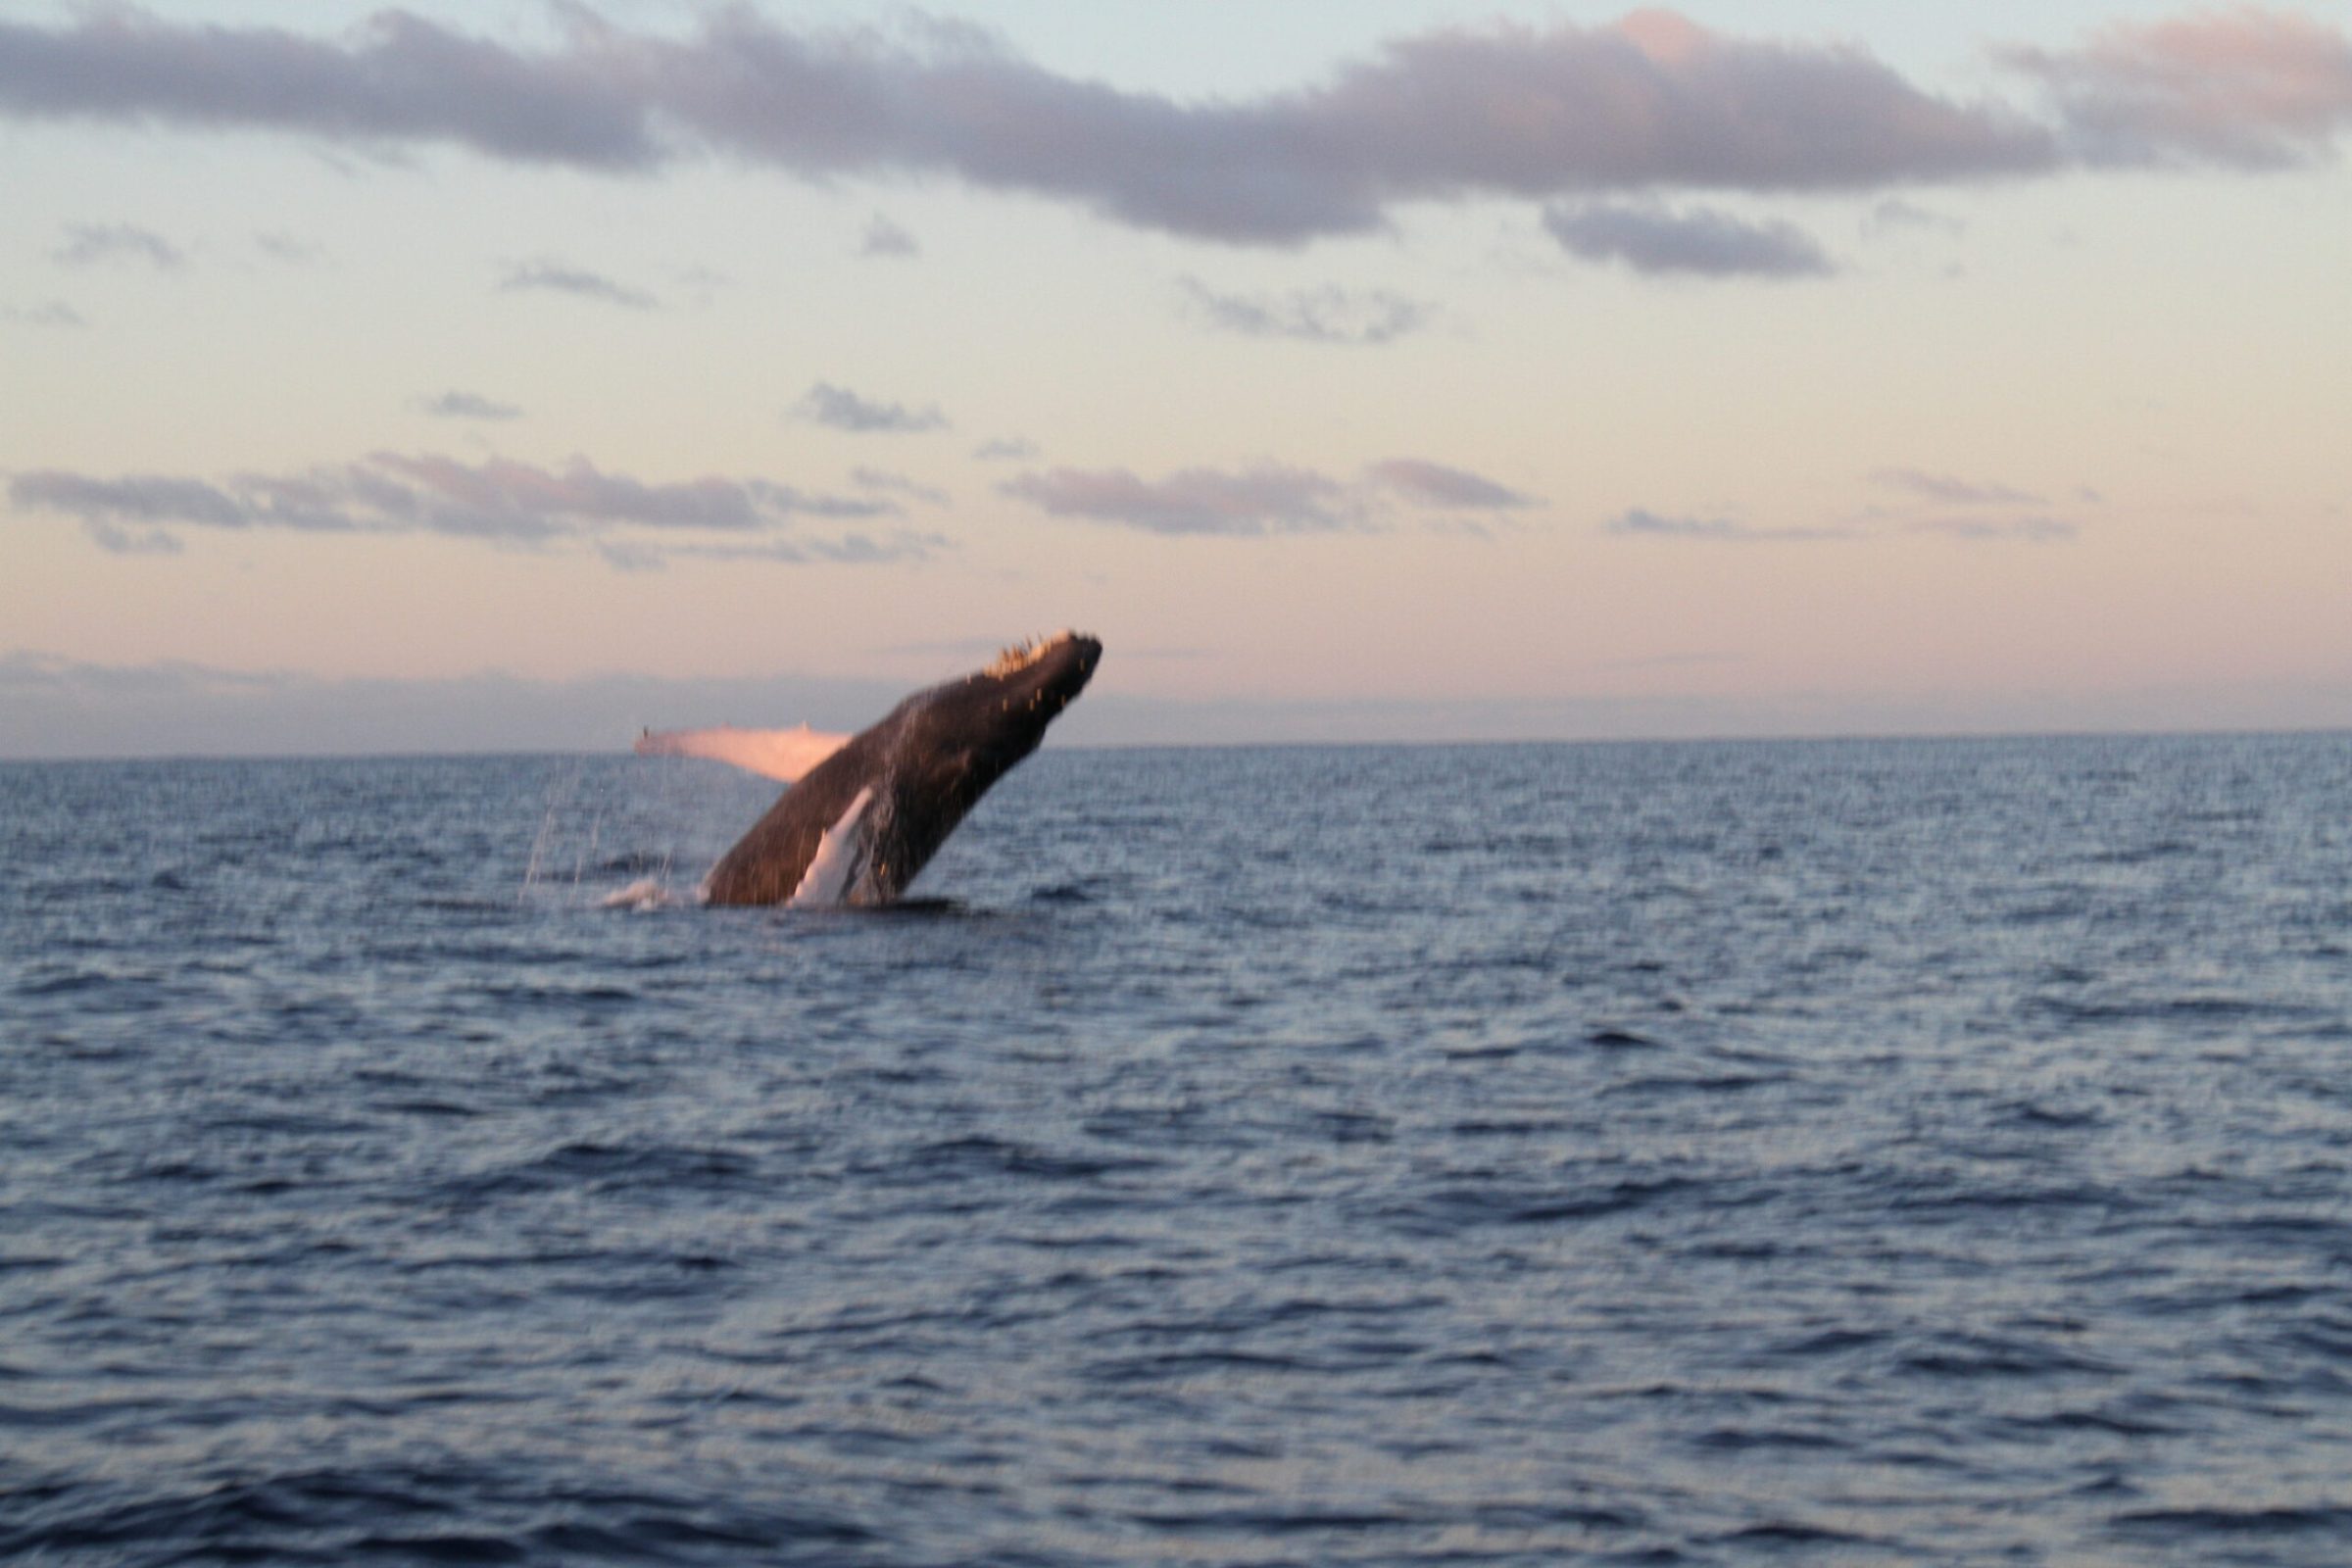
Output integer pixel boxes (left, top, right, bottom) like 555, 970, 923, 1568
859, 213, 919, 258
972, 437, 1040, 462
0, 8, 2062, 246
1367, 459, 1533, 511
1002, 464, 1356, 537
0, 8, 658, 166
1605, 508, 1847, 542
1872, 468, 2044, 505
799, 382, 948, 433
8, 452, 929, 567
1543, 201, 1834, 277
51, 220, 184, 270
496, 258, 655, 308
2005, 9, 2352, 168
1178, 278, 1431, 344
2, 300, 85, 327
418, 390, 522, 420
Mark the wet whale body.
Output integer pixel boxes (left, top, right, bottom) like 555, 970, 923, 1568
699, 631, 1102, 907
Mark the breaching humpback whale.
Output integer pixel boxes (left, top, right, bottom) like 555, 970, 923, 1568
646, 632, 1102, 907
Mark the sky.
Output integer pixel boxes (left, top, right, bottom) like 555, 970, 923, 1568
2, 0, 2348, 757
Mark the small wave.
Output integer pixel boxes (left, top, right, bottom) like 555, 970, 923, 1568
2111, 1504, 2352, 1537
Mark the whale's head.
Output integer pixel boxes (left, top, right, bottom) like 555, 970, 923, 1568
851, 630, 1100, 880
938, 629, 1102, 775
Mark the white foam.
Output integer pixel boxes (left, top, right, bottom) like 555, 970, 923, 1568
599, 877, 675, 910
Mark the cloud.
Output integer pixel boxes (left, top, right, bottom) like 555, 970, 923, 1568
1366, 459, 1533, 510
417, 390, 522, 420
496, 258, 655, 309
1604, 507, 1847, 542
0, 8, 659, 167
1872, 468, 2043, 505
0, 8, 2060, 245
1862, 197, 1965, 237
1002, 456, 1538, 535
1598, 649, 1744, 671
1861, 469, 2089, 542
798, 382, 949, 433
1911, 515, 2079, 542
8, 452, 933, 567
859, 213, 919, 258
51, 220, 184, 270
1542, 200, 1834, 277
852, 467, 948, 505
255, 230, 325, 265
1002, 464, 1357, 537
1178, 278, 1431, 344
2005, 8, 2352, 168
972, 437, 1040, 462
2, 300, 85, 327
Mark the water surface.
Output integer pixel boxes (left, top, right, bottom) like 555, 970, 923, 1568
5, 735, 2351, 1564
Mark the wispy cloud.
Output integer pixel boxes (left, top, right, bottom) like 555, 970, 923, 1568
1543, 201, 1834, 278
417, 390, 522, 421
1862, 198, 1965, 238
2005, 8, 2352, 168
1366, 459, 1534, 511
798, 382, 949, 433
51, 221, 184, 270
973, 437, 1040, 462
8, 453, 933, 568
1872, 468, 2044, 506
496, 258, 655, 309
1004, 456, 1539, 536
1178, 278, 1431, 344
859, 213, 920, 258
0, 9, 2066, 246
1002, 464, 1357, 537
1912, 515, 2080, 542
254, 230, 325, 265
1864, 467, 2088, 542
852, 466, 948, 505
1605, 508, 1848, 542
1, 300, 84, 327
1598, 649, 1745, 671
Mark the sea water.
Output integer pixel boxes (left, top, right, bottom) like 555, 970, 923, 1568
4, 735, 2350, 1565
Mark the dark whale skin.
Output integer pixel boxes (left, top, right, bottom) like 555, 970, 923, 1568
703, 633, 1102, 906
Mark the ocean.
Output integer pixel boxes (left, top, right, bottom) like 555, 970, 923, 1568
4, 734, 2350, 1565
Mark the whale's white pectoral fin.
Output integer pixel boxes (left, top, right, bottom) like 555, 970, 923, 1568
787, 786, 875, 908
633, 724, 851, 783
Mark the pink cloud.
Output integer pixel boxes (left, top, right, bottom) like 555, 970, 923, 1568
2007, 7, 2352, 166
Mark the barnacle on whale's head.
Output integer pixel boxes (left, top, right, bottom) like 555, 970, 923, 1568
986, 629, 1092, 679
